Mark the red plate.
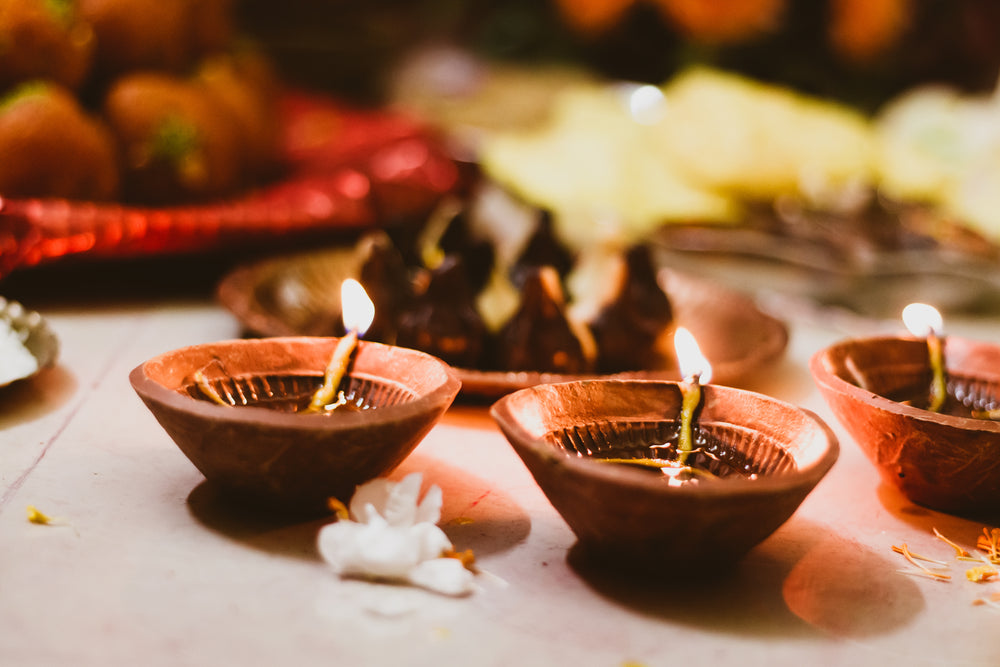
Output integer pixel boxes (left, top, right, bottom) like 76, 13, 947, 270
0, 90, 462, 279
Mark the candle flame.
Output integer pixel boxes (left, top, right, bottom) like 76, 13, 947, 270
674, 326, 712, 384
341, 279, 375, 336
902, 302, 943, 338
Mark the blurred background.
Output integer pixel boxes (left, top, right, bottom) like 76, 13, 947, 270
4, 0, 1000, 317
238, 0, 1000, 110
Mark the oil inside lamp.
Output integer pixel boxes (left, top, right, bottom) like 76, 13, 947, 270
305, 278, 376, 413
901, 302, 946, 413
675, 326, 713, 465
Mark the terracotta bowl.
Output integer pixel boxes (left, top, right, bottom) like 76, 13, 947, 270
130, 337, 461, 513
490, 380, 839, 566
811, 335, 1000, 517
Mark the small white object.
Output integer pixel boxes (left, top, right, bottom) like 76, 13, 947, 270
0, 317, 38, 386
318, 473, 474, 597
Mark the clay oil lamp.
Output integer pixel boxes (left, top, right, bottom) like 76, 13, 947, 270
491, 328, 839, 567
130, 280, 461, 514
811, 303, 1000, 517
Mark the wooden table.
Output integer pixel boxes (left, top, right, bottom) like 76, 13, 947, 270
2, 277, 998, 666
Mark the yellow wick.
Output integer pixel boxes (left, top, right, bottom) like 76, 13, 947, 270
599, 457, 677, 470
926, 332, 946, 413
972, 408, 1000, 420
193, 370, 230, 406
678, 375, 702, 466
326, 497, 350, 520
304, 330, 358, 414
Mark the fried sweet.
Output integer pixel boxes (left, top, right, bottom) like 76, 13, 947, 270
0, 82, 119, 200
103, 72, 244, 203
496, 266, 596, 374
79, 0, 233, 81
396, 256, 486, 368
0, 0, 95, 92
196, 48, 282, 182
589, 244, 674, 372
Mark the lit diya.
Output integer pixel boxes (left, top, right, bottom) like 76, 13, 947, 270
490, 331, 838, 566
811, 303, 1000, 517
901, 302, 947, 414
304, 278, 376, 414
128, 282, 460, 512
590, 327, 718, 484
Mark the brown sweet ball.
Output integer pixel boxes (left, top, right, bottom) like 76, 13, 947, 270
190, 0, 235, 56
0, 81, 119, 200
195, 47, 281, 182
0, 0, 95, 92
78, 0, 234, 81
102, 72, 244, 204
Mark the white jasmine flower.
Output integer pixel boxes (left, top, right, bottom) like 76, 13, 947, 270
318, 473, 474, 596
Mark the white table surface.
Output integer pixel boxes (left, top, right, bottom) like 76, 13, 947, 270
2, 272, 999, 667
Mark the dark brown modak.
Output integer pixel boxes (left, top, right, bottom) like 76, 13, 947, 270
589, 244, 674, 372
496, 266, 596, 374
509, 209, 574, 289
356, 231, 413, 345
395, 255, 487, 368
0, 0, 95, 93
434, 208, 495, 294
0, 82, 119, 200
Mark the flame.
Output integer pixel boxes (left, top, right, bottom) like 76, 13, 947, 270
674, 326, 712, 384
341, 279, 375, 336
902, 302, 943, 338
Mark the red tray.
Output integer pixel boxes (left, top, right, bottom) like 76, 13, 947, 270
0, 90, 462, 278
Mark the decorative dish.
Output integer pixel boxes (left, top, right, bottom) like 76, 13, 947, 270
653, 201, 1000, 317
0, 90, 462, 279
216, 245, 788, 398
0, 296, 58, 387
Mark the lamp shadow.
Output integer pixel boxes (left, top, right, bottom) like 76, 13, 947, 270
185, 450, 531, 562
566, 518, 924, 640
0, 365, 76, 429
876, 482, 1000, 534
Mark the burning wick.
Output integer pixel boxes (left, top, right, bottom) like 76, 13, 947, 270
675, 327, 712, 465
305, 279, 375, 414
902, 303, 946, 413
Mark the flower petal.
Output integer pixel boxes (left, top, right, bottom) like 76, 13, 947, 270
382, 473, 424, 526
415, 483, 443, 525
411, 522, 453, 562
408, 558, 475, 596
317, 521, 368, 575
349, 477, 393, 523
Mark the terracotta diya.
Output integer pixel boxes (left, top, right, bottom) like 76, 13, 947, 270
129, 336, 461, 513
490, 378, 839, 566
811, 326, 1000, 517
